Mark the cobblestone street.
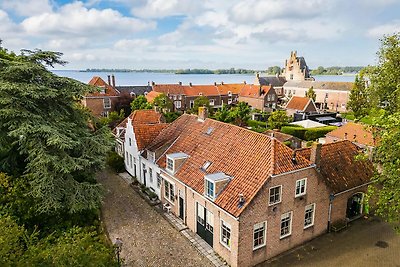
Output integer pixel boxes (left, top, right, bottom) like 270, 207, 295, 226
99, 170, 213, 267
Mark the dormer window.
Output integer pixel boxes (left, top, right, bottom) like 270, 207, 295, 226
166, 152, 189, 173
228, 91, 232, 96
204, 172, 231, 201
103, 98, 111, 109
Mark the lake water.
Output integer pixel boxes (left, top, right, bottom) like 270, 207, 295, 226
52, 70, 356, 86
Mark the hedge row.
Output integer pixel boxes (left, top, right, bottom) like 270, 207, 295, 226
281, 126, 337, 141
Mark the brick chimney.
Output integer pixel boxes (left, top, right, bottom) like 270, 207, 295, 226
310, 143, 322, 169
107, 75, 111, 86
198, 106, 208, 122
111, 74, 116, 88
178, 81, 182, 85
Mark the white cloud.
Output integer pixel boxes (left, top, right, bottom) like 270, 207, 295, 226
131, 0, 206, 18
367, 20, 400, 38
114, 39, 151, 50
21, 2, 155, 37
0, 0, 52, 16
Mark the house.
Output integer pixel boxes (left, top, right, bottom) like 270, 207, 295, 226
113, 110, 168, 197
254, 73, 287, 96
116, 84, 152, 98
239, 84, 278, 111
183, 84, 222, 109
144, 108, 330, 266
84, 76, 120, 117
325, 122, 376, 151
216, 83, 243, 106
283, 81, 353, 112
145, 91, 162, 104
282, 51, 313, 82
152, 83, 186, 111
285, 96, 318, 117
264, 130, 302, 149
296, 141, 374, 227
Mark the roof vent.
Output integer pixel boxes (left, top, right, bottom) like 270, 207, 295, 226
238, 193, 245, 208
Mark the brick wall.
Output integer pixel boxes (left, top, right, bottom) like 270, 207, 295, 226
82, 96, 119, 117
238, 96, 265, 111
330, 186, 368, 224
237, 167, 330, 267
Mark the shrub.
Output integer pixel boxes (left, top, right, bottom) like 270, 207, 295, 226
106, 151, 125, 173
281, 125, 337, 141
248, 120, 267, 128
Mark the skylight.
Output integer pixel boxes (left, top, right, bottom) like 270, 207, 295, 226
202, 161, 212, 171
206, 127, 214, 135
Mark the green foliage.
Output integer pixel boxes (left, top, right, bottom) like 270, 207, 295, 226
230, 102, 251, 126
106, 151, 125, 173
310, 66, 364, 75
0, 47, 113, 214
266, 66, 281, 75
164, 111, 181, 123
99, 110, 125, 128
281, 126, 337, 141
268, 110, 289, 129
130, 95, 152, 111
0, 215, 26, 265
214, 105, 233, 123
348, 74, 371, 118
306, 86, 316, 101
247, 120, 267, 133
192, 96, 211, 114
153, 93, 173, 111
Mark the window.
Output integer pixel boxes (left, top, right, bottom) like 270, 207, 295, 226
103, 98, 111, 109
295, 178, 307, 197
228, 98, 232, 104
206, 210, 214, 233
280, 212, 292, 238
178, 95, 182, 100
173, 95, 177, 100
209, 99, 215, 106
164, 180, 175, 203
220, 220, 231, 248
125, 151, 128, 163
190, 100, 194, 108
174, 101, 181, 108
267, 95, 271, 101
205, 180, 215, 199
129, 138, 132, 146
157, 173, 161, 188
197, 203, 205, 225
325, 93, 329, 98
253, 222, 266, 250
228, 91, 232, 96
304, 204, 315, 228
290, 74, 294, 80
271, 94, 275, 101
293, 90, 296, 95
129, 154, 133, 168
149, 168, 153, 183
269, 185, 282, 205
167, 158, 174, 171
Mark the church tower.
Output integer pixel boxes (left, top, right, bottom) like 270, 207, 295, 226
282, 51, 313, 81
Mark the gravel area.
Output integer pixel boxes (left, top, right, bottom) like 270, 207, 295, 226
99, 170, 214, 267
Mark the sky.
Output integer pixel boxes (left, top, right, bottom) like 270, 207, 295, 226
1, 0, 400, 70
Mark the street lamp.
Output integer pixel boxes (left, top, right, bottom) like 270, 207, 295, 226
114, 237, 123, 266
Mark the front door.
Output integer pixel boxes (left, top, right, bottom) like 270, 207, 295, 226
179, 197, 184, 220
196, 203, 213, 247
346, 193, 363, 219
142, 166, 147, 187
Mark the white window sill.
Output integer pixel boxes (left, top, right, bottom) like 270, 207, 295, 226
295, 193, 306, 198
280, 233, 291, 240
253, 244, 266, 251
219, 241, 231, 251
304, 224, 314, 230
164, 197, 175, 206
268, 200, 281, 207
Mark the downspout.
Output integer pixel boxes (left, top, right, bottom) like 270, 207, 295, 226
327, 193, 335, 232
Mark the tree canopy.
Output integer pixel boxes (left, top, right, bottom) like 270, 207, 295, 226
153, 93, 173, 111
268, 110, 290, 129
306, 86, 316, 102
130, 95, 152, 111
192, 96, 211, 114
348, 74, 371, 119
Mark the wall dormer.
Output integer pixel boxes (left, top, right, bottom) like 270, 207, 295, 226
166, 152, 189, 174
204, 172, 231, 201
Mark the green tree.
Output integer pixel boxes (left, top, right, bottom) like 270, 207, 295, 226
230, 102, 251, 127
306, 86, 316, 101
153, 93, 173, 111
348, 74, 370, 118
192, 96, 211, 114
99, 110, 125, 128
214, 105, 233, 123
0, 215, 26, 265
268, 110, 289, 129
164, 112, 181, 123
130, 95, 152, 111
0, 47, 113, 214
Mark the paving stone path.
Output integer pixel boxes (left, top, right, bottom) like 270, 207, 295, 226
99, 170, 214, 267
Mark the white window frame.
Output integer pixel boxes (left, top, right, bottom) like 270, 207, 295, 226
209, 99, 215, 106
280, 211, 293, 239
166, 157, 174, 172
129, 138, 132, 146
204, 179, 215, 200
149, 168, 153, 183
269, 185, 282, 206
197, 203, 205, 226
304, 203, 316, 229
206, 210, 214, 233
295, 178, 307, 197
103, 98, 111, 109
190, 100, 194, 109
174, 101, 181, 109
156, 173, 161, 188
253, 221, 267, 250
220, 219, 231, 250
164, 179, 175, 204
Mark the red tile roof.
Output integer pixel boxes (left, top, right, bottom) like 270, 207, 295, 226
217, 84, 245, 95
239, 84, 272, 99
145, 91, 162, 103
296, 140, 374, 194
135, 123, 169, 151
326, 122, 377, 147
149, 114, 311, 217
183, 85, 219, 96
285, 96, 312, 111
264, 130, 297, 142
153, 84, 185, 95
87, 76, 119, 97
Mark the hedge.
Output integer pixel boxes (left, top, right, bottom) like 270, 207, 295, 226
106, 151, 125, 173
248, 120, 267, 128
281, 125, 337, 141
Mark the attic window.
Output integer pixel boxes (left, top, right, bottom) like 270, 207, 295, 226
201, 161, 212, 171
206, 127, 214, 135
204, 172, 231, 201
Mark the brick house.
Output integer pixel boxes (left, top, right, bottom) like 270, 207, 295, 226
255, 73, 287, 96
296, 141, 374, 228
282, 51, 313, 82
84, 76, 120, 117
239, 84, 278, 111
285, 96, 318, 117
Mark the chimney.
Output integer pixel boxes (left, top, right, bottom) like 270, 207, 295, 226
214, 82, 217, 86
189, 82, 192, 87
310, 143, 322, 169
178, 81, 182, 85
291, 151, 297, 164
243, 81, 246, 84
107, 75, 111, 86
111, 74, 116, 88
198, 106, 208, 122
221, 81, 224, 85
256, 72, 260, 78
152, 81, 155, 86
344, 132, 348, 140
259, 86, 263, 96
